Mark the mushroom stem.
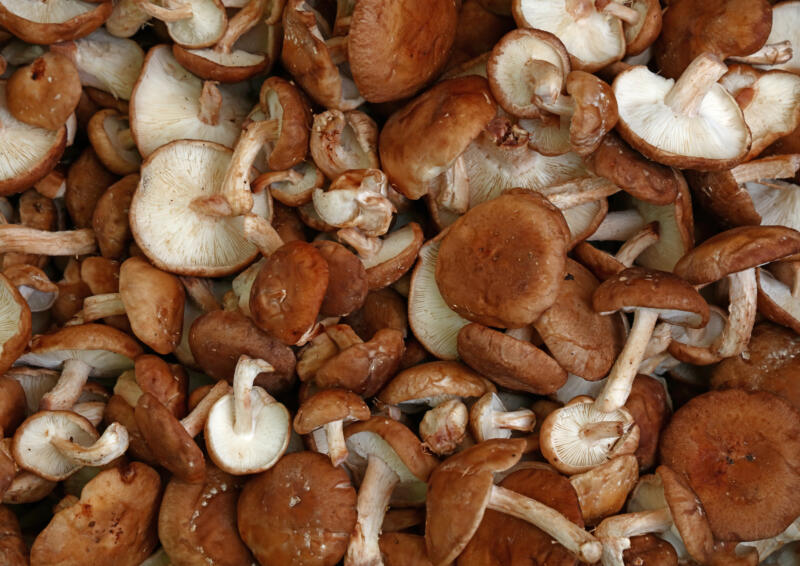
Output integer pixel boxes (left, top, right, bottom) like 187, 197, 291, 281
712, 269, 757, 358
198, 81, 223, 126
579, 420, 625, 442
596, 0, 640, 25
727, 41, 793, 66
615, 222, 660, 267
326, 36, 349, 66
487, 484, 602, 563
587, 210, 645, 241
0, 226, 96, 255
82, 293, 126, 322
541, 93, 575, 117
232, 356, 274, 436
242, 214, 284, 257
252, 168, 305, 192
39, 359, 92, 411
525, 60, 563, 106
432, 155, 470, 214
180, 380, 231, 437
180, 277, 220, 312
51, 422, 129, 467
595, 308, 659, 412
215, 0, 267, 53
345, 455, 400, 566
731, 155, 800, 184
325, 419, 348, 467
493, 409, 536, 432
664, 53, 728, 117
333, 0, 355, 35
338, 227, 383, 259
72, 402, 105, 427
134, 0, 192, 21
642, 321, 672, 360
596, 508, 674, 566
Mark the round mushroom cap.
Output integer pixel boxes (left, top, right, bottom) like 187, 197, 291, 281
379, 76, 496, 200
0, 273, 31, 376
377, 361, 494, 407
87, 109, 141, 175
436, 190, 570, 328
16, 323, 142, 377
130, 139, 271, 277
458, 466, 584, 566
7, 52, 81, 131
314, 240, 369, 317
29, 462, 160, 566
674, 225, 800, 285
294, 389, 370, 434
348, 0, 458, 103
457, 323, 567, 394
238, 451, 357, 566
711, 323, 800, 410
159, 464, 254, 566
593, 266, 710, 328
92, 174, 138, 259
189, 310, 296, 395
660, 389, 800, 541
249, 240, 329, 345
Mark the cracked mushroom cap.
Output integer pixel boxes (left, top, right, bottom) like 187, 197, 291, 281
129, 46, 251, 157
377, 361, 494, 408
294, 388, 370, 435
347, 0, 458, 103
29, 462, 160, 566
130, 139, 271, 276
0, 273, 31, 376
674, 225, 800, 285
457, 323, 567, 394
379, 76, 496, 200
660, 389, 800, 541
238, 451, 357, 566
436, 190, 570, 328
0, 0, 111, 45
158, 464, 255, 566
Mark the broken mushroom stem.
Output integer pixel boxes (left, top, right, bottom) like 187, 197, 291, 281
82, 293, 126, 322
614, 222, 660, 267
345, 455, 400, 566
595, 508, 674, 566
730, 154, 800, 184
587, 210, 646, 241
232, 356, 275, 436
713, 269, 758, 358
179, 380, 231, 437
49, 422, 129, 467
0, 226, 96, 256
198, 81, 223, 126
134, 0, 192, 22
323, 420, 347, 466
664, 53, 728, 117
214, 0, 267, 54
487, 484, 603, 563
39, 359, 92, 411
727, 40, 793, 66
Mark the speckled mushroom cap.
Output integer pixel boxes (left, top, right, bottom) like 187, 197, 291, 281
660, 389, 800, 541
593, 267, 710, 328
158, 464, 255, 566
294, 389, 371, 434
0, 273, 31, 376
379, 76, 496, 200
348, 0, 458, 103
238, 451, 357, 566
377, 361, 495, 408
674, 226, 800, 285
436, 189, 570, 328
29, 463, 161, 566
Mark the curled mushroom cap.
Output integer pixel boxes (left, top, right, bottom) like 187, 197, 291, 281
238, 451, 357, 566
0, 0, 111, 45
660, 389, 800, 541
0, 273, 31, 376
87, 109, 140, 175
29, 463, 160, 566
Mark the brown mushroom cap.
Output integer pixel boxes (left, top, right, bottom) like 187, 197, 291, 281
0, 505, 27, 566
345, 287, 408, 340
7, 52, 81, 130
238, 451, 357, 566
379, 76, 496, 200
92, 174, 138, 259
87, 109, 141, 175
249, 240, 329, 346
379, 532, 435, 566
657, 464, 715, 563
314, 240, 368, 317
259, 76, 312, 171
294, 389, 371, 434
29, 462, 160, 566
625, 375, 671, 470
457, 323, 567, 394
623, 534, 678, 566
0, 377, 26, 437
0, 273, 32, 376
377, 361, 494, 407
711, 322, 800, 410
189, 309, 296, 395
134, 354, 187, 418
458, 466, 585, 566
436, 190, 569, 328
159, 464, 254, 566
660, 389, 800, 541
674, 226, 800, 285
0, 0, 112, 46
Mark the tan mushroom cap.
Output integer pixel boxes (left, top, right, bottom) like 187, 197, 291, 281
623, 535, 678, 566
0, 505, 27, 566
570, 454, 639, 526
294, 389, 370, 434
625, 375, 671, 470
0, 377, 25, 437
457, 323, 567, 394
7, 52, 81, 131
159, 464, 255, 566
189, 309, 296, 395
0, 273, 31, 376
92, 174, 138, 259
134, 354, 188, 418
258, 76, 312, 171
249, 240, 329, 346
660, 389, 800, 541
379, 76, 496, 200
674, 226, 800, 285
0, 0, 111, 45
103, 394, 155, 464
657, 465, 715, 563
314, 240, 369, 317
87, 109, 141, 175
379, 532, 435, 566
436, 190, 570, 328
238, 451, 357, 566
361, 222, 424, 291
30, 462, 160, 566
377, 361, 494, 407
534, 259, 626, 380
348, 0, 457, 103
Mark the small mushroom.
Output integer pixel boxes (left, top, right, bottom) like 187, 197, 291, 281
312, 169, 395, 239
309, 109, 379, 181
92, 174, 138, 259
87, 109, 141, 175
418, 398, 469, 456
469, 391, 536, 443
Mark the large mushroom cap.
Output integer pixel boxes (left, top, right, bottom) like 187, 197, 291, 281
130, 139, 271, 276
29, 462, 160, 566
238, 451, 357, 566
436, 190, 570, 328
0, 273, 31, 376
0, 0, 111, 45
348, 0, 458, 103
294, 388, 371, 435
660, 389, 800, 541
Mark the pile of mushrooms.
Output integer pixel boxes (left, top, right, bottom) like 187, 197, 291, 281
4, 0, 800, 565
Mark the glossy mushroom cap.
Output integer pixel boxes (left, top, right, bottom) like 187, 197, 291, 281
377, 361, 494, 408
294, 389, 371, 435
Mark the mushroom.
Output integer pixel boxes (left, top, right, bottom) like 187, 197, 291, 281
418, 398, 469, 456
0, 273, 31, 376
569, 454, 639, 526
622, 0, 662, 57
238, 451, 357, 566
665, 305, 729, 366
29, 462, 160, 566
756, 1, 800, 74
349, 221, 424, 291
674, 225, 800, 358
294, 388, 370, 466
0, 505, 27, 565
314, 240, 369, 318
15, 323, 141, 411
613, 53, 751, 170
65, 145, 117, 230
259, 160, 325, 207
426, 438, 602, 564
660, 389, 800, 541
204, 356, 291, 474
469, 392, 536, 443
312, 169, 395, 240
92, 174, 138, 259
310, 110, 379, 181
87, 109, 140, 175
343, 416, 439, 566
0, 0, 111, 45
135, 0, 226, 49
12, 411, 129, 481
624, 374, 672, 470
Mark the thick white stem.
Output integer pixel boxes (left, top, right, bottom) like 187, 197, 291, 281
588, 210, 645, 241
51, 422, 129, 466
664, 54, 728, 117
221, 119, 280, 216
713, 269, 757, 358
180, 380, 231, 437
493, 409, 536, 431
615, 223, 659, 267
39, 359, 92, 411
242, 214, 284, 257
325, 420, 347, 467
232, 356, 274, 436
